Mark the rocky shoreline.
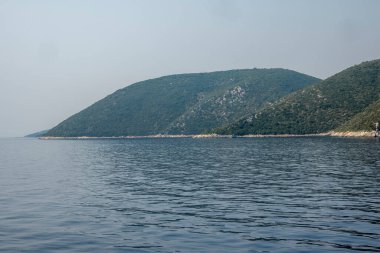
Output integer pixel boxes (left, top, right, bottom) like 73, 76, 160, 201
39, 131, 377, 140
328, 131, 375, 137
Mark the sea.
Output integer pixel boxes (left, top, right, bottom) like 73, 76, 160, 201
0, 137, 379, 252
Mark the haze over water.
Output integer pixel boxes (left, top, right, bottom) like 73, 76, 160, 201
0, 137, 379, 252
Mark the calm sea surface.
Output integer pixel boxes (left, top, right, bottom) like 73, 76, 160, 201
0, 137, 379, 252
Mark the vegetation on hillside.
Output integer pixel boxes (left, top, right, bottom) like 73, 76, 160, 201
335, 98, 380, 132
216, 60, 380, 135
45, 69, 319, 137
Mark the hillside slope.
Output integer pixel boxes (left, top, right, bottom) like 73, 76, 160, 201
45, 69, 319, 137
25, 130, 49, 138
217, 60, 380, 135
335, 98, 380, 132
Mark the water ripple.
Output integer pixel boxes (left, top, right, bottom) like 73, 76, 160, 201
0, 137, 379, 252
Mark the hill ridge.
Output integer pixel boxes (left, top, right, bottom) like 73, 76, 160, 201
45, 68, 319, 137
216, 59, 380, 135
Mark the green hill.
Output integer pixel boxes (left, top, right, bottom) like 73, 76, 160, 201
335, 98, 380, 132
216, 60, 380, 135
45, 69, 319, 137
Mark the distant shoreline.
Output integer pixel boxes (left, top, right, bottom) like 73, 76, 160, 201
39, 131, 377, 140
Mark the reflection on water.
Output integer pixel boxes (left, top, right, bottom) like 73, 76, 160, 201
0, 137, 379, 252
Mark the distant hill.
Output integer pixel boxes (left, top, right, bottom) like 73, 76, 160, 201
216, 60, 380, 135
44, 69, 319, 137
25, 130, 49, 137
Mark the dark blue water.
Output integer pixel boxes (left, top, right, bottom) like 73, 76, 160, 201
0, 137, 379, 252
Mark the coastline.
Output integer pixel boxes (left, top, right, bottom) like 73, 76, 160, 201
328, 131, 375, 137
39, 131, 376, 140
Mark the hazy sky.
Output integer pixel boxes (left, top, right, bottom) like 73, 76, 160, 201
1, 0, 380, 137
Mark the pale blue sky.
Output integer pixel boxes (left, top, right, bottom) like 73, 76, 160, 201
1, 0, 380, 137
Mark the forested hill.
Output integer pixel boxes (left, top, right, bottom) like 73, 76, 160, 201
335, 97, 380, 132
44, 69, 319, 137
216, 60, 380, 135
